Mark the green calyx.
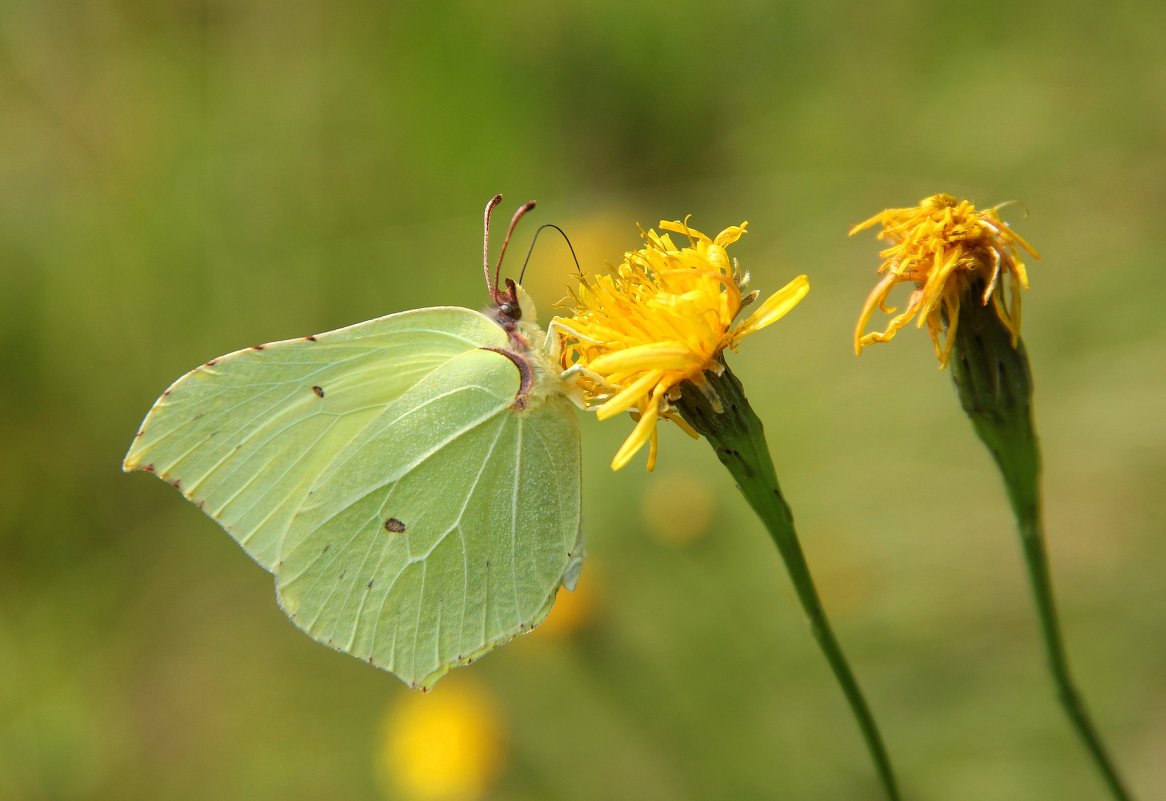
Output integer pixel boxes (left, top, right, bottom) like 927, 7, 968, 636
950, 287, 1040, 519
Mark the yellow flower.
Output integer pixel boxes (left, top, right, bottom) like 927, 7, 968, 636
376, 678, 506, 801
851, 193, 1040, 368
555, 218, 809, 471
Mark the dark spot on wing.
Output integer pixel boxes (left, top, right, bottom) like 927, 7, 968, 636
305, 335, 317, 342
367, 579, 375, 590
144, 464, 156, 473
197, 499, 206, 509
161, 388, 171, 397
312, 385, 325, 398
205, 358, 218, 367
252, 344, 265, 350
384, 517, 406, 533
322, 544, 331, 554
171, 478, 182, 490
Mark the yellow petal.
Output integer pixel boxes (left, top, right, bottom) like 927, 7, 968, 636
713, 222, 748, 247
588, 342, 699, 374
735, 274, 810, 339
595, 370, 665, 420
848, 212, 885, 237
703, 243, 731, 273
854, 273, 899, 354
611, 403, 658, 471
657, 219, 710, 244
645, 426, 659, 472
665, 411, 701, 440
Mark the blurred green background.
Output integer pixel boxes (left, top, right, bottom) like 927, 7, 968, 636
2, 1, 1164, 799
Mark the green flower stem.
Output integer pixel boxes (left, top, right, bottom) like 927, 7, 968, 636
952, 296, 1134, 801
676, 363, 901, 801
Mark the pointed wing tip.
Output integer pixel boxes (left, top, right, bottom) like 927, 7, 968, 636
122, 453, 148, 474
122, 434, 155, 473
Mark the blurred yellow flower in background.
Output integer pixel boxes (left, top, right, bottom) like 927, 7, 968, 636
376, 678, 506, 801
533, 572, 600, 639
556, 219, 809, 470
642, 469, 715, 545
851, 193, 1039, 367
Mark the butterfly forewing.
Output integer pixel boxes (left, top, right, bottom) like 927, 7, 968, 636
124, 308, 510, 569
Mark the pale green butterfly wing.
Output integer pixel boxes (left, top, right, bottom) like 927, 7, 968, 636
277, 347, 581, 687
124, 307, 509, 569
124, 305, 582, 688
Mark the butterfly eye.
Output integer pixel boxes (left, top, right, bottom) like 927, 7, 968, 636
493, 278, 524, 323
497, 299, 521, 321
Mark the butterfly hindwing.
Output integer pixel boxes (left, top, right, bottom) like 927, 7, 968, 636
276, 346, 582, 688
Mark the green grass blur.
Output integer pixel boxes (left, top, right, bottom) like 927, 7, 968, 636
2, 1, 1164, 799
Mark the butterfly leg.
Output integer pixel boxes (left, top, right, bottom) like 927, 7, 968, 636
542, 319, 603, 362
558, 364, 627, 412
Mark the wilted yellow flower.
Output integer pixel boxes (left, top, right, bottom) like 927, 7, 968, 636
377, 679, 506, 801
555, 219, 809, 471
851, 193, 1039, 367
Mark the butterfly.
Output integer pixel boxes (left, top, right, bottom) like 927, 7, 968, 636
124, 196, 584, 690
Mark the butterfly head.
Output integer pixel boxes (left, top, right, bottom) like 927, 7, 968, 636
492, 277, 537, 326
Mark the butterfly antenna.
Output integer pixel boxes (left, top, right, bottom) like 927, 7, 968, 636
482, 194, 503, 295
493, 200, 537, 299
519, 223, 582, 285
